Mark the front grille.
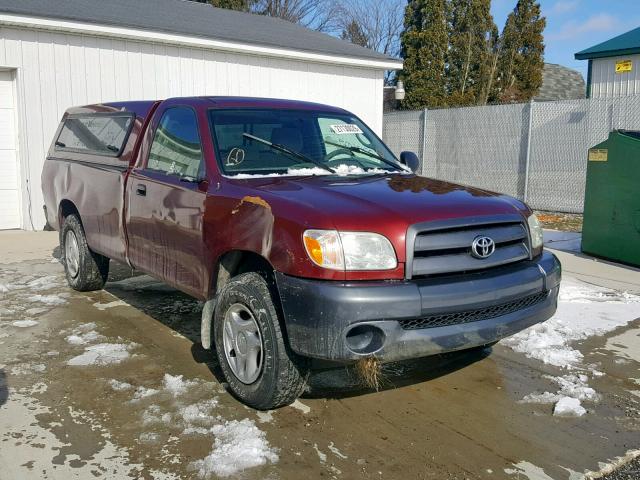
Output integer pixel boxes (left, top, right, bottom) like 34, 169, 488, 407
408, 218, 531, 278
399, 291, 549, 330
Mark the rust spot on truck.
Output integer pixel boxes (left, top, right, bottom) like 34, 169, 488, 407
231, 196, 272, 214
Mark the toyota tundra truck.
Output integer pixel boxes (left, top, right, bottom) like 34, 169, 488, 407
42, 97, 561, 409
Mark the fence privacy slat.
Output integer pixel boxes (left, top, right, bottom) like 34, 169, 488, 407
383, 96, 640, 213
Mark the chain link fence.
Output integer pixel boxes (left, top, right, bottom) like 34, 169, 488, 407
383, 95, 640, 213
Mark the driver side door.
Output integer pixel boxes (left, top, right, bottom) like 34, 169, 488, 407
126, 105, 209, 298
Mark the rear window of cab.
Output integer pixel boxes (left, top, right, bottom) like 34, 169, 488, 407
55, 113, 134, 157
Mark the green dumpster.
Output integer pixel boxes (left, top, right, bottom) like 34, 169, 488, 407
582, 130, 640, 266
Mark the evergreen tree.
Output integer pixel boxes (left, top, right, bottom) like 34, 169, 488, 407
496, 0, 545, 103
446, 0, 496, 106
400, 0, 448, 109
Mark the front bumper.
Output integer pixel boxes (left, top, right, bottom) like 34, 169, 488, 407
275, 251, 561, 363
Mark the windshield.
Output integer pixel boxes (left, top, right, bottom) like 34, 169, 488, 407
209, 109, 403, 177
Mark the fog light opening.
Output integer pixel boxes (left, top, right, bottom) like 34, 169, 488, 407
345, 324, 385, 355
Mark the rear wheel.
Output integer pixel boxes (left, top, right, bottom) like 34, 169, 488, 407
61, 214, 109, 291
213, 272, 308, 410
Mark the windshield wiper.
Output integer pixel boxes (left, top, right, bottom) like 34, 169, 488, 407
242, 133, 335, 174
324, 140, 407, 172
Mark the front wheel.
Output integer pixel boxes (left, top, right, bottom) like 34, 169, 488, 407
61, 214, 109, 291
213, 272, 308, 410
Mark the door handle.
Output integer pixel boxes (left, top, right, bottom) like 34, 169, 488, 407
136, 184, 147, 196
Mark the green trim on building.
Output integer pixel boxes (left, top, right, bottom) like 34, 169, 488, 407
575, 26, 640, 60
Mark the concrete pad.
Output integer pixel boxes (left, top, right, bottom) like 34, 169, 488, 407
0, 230, 58, 263
544, 229, 640, 295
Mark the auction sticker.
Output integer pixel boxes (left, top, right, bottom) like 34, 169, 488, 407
330, 124, 363, 134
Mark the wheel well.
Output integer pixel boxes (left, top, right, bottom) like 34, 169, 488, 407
59, 199, 80, 224
214, 250, 275, 294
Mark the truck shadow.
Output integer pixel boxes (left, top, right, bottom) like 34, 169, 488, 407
0, 370, 8, 406
103, 262, 490, 401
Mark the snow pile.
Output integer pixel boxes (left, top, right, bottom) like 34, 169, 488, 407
504, 279, 640, 416
11, 319, 39, 328
553, 397, 586, 417
191, 419, 278, 478
521, 374, 599, 415
67, 343, 137, 366
163, 374, 198, 396
26, 294, 67, 306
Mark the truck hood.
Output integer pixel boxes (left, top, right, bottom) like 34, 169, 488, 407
239, 173, 529, 229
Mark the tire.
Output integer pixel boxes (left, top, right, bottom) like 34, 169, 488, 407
60, 214, 109, 291
213, 272, 308, 410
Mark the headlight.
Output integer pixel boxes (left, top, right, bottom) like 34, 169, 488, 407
303, 230, 397, 271
527, 213, 543, 250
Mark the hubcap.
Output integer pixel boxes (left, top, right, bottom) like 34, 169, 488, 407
222, 303, 264, 384
64, 230, 80, 279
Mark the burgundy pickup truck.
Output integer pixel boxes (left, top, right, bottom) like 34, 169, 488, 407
42, 97, 561, 409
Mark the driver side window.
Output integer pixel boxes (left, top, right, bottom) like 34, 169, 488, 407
148, 107, 204, 179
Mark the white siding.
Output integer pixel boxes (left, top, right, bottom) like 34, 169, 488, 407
590, 54, 640, 98
0, 25, 385, 230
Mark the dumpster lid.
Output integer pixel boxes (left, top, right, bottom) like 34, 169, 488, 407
618, 130, 640, 140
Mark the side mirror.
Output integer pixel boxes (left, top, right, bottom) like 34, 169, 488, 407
400, 151, 420, 173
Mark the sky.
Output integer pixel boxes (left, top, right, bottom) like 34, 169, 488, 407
490, 0, 640, 79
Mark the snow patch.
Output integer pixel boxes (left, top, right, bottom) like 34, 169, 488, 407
26, 294, 67, 306
163, 374, 198, 396
66, 330, 103, 345
256, 410, 273, 424
191, 419, 278, 478
93, 300, 128, 311
108, 379, 133, 391
290, 399, 311, 414
313, 443, 327, 463
132, 386, 160, 401
505, 279, 640, 417
230, 163, 406, 179
67, 343, 136, 366
27, 276, 61, 291
179, 399, 219, 425
502, 279, 640, 368
553, 397, 586, 417
11, 319, 38, 328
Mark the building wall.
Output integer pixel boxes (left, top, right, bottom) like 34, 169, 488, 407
589, 54, 640, 98
0, 25, 385, 230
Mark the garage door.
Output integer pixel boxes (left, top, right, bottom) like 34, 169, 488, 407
0, 70, 20, 230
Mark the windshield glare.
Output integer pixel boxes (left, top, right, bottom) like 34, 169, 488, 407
209, 109, 402, 176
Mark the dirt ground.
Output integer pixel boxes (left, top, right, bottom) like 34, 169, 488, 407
534, 211, 583, 233
1, 231, 640, 480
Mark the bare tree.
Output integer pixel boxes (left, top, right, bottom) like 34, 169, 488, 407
337, 0, 404, 83
251, 0, 342, 32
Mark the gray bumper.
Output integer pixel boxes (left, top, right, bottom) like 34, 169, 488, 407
275, 251, 561, 363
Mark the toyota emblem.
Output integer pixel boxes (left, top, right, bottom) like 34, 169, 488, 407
471, 236, 495, 259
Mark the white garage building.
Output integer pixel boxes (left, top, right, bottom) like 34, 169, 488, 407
0, 0, 401, 231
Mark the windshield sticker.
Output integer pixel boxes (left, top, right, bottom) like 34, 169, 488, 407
329, 124, 363, 135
